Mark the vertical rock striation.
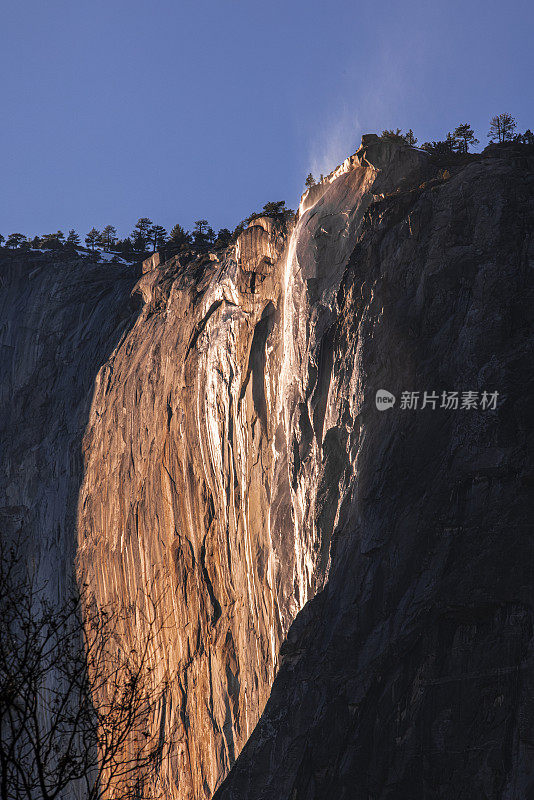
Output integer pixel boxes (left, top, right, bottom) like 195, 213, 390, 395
0, 256, 140, 597
74, 135, 432, 800
2, 137, 533, 800
215, 143, 534, 798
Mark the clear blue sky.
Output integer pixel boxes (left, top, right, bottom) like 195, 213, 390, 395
1, 0, 532, 239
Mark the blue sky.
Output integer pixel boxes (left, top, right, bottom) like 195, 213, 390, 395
1, 0, 532, 239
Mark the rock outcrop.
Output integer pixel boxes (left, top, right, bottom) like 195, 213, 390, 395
1, 137, 533, 800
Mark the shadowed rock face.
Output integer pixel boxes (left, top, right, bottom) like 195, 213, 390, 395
2, 138, 533, 800
215, 146, 534, 798
0, 256, 141, 597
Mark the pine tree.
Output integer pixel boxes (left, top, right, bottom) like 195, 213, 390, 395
445, 131, 459, 152
6, 233, 26, 249
381, 128, 404, 141
101, 225, 117, 250
453, 124, 479, 153
168, 224, 191, 249
0, 234, 4, 247
214, 228, 232, 248
40, 231, 65, 250
262, 201, 286, 216
148, 224, 167, 252
85, 228, 100, 251
305, 173, 316, 188
193, 219, 210, 249
131, 218, 153, 251
404, 129, 418, 146
66, 229, 81, 248
488, 113, 516, 143
421, 138, 457, 155
116, 237, 135, 259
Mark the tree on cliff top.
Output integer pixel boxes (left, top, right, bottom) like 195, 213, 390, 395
40, 231, 65, 250
65, 230, 81, 248
5, 233, 27, 249
245, 200, 293, 227
421, 133, 459, 155
262, 200, 287, 216
453, 124, 479, 153
214, 228, 232, 249
85, 228, 100, 251
100, 225, 117, 250
0, 537, 172, 800
131, 218, 153, 251
193, 219, 211, 249
305, 173, 316, 188
381, 128, 404, 141
168, 223, 191, 247
381, 129, 417, 146
488, 113, 516, 143
148, 224, 167, 253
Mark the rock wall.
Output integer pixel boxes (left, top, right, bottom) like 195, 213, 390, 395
215, 145, 534, 798
74, 136, 433, 800
0, 256, 140, 598
1, 138, 532, 800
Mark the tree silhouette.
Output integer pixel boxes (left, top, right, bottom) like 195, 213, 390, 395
100, 225, 117, 250
131, 218, 153, 251
85, 228, 100, 251
453, 124, 479, 153
381, 128, 404, 141
116, 237, 135, 260
192, 220, 211, 249
262, 201, 286, 216
446, 131, 459, 152
5, 233, 27, 249
168, 224, 191, 249
488, 113, 516, 143
214, 228, 232, 248
381, 129, 417, 146
421, 138, 456, 155
66, 230, 81, 248
40, 231, 65, 250
305, 173, 316, 188
148, 225, 167, 252
0, 536, 171, 800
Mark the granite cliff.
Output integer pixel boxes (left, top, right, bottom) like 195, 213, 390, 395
1, 136, 533, 799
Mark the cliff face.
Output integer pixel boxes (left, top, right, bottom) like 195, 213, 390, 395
1, 137, 533, 800
215, 144, 534, 798
0, 258, 140, 598
74, 137, 430, 799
